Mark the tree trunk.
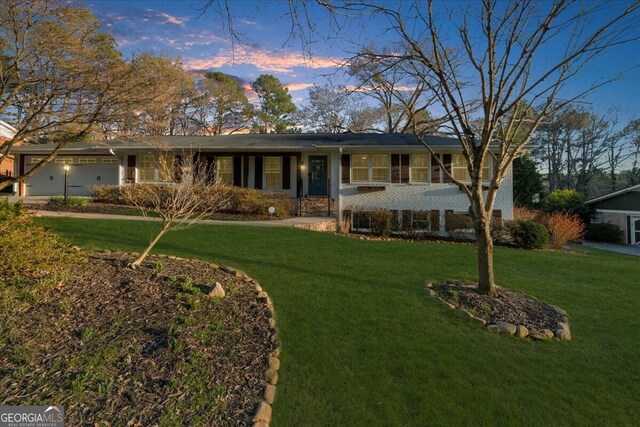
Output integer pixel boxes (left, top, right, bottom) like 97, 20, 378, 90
475, 216, 497, 296
129, 224, 169, 269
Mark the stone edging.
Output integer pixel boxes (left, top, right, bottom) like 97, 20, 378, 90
425, 282, 571, 341
110, 252, 281, 426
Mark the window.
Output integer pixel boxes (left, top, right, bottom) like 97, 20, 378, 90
216, 157, 233, 185
351, 154, 390, 182
55, 157, 73, 164
351, 155, 369, 182
265, 157, 281, 188
78, 158, 96, 164
410, 154, 429, 182
30, 157, 43, 164
452, 154, 490, 181
593, 212, 604, 223
156, 155, 174, 182
102, 158, 118, 164
138, 155, 155, 182
371, 154, 389, 182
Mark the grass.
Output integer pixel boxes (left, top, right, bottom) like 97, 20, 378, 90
37, 218, 640, 426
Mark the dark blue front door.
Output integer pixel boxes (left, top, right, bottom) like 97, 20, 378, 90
308, 156, 328, 196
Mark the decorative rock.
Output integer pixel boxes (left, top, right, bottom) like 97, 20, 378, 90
437, 298, 455, 310
425, 282, 433, 289
470, 316, 487, 326
253, 401, 272, 423
71, 245, 82, 252
495, 321, 517, 335
271, 347, 281, 358
487, 324, 500, 333
264, 369, 278, 385
220, 265, 236, 275
515, 325, 529, 338
257, 292, 269, 303
557, 322, 570, 333
255, 284, 263, 292
208, 282, 225, 298
263, 384, 276, 404
266, 307, 275, 319
268, 318, 276, 329
268, 356, 280, 371
552, 305, 567, 316
252, 422, 268, 427
556, 329, 571, 340
210, 263, 219, 269
425, 288, 436, 297
455, 309, 473, 320
561, 315, 569, 324
542, 329, 554, 339
529, 330, 549, 341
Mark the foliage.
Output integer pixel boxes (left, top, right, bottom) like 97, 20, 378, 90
0, 200, 80, 327
543, 189, 592, 223
369, 209, 396, 237
88, 185, 122, 203
511, 220, 549, 250
194, 72, 252, 135
251, 74, 297, 133
513, 154, 543, 207
544, 212, 586, 248
47, 196, 89, 207
586, 223, 624, 243
225, 187, 292, 218
513, 206, 544, 222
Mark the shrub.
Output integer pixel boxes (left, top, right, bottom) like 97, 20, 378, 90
225, 187, 293, 218
543, 189, 592, 222
513, 206, 544, 222
369, 209, 396, 237
512, 220, 548, 249
545, 211, 585, 247
586, 223, 623, 243
47, 195, 89, 207
88, 184, 122, 203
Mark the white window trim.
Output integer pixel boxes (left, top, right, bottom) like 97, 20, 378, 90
264, 156, 282, 189
78, 158, 96, 164
102, 158, 118, 164
30, 157, 44, 164
55, 157, 74, 164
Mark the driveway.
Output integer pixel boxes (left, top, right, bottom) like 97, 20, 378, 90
582, 241, 640, 257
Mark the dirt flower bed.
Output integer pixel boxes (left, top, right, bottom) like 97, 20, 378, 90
0, 253, 275, 426
430, 280, 569, 340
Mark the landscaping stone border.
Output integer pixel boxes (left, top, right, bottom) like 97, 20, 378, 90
425, 281, 571, 341
104, 250, 282, 426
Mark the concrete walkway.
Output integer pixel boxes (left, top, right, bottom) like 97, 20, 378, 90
582, 241, 640, 257
31, 209, 335, 229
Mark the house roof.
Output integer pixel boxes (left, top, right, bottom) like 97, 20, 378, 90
11, 133, 468, 153
586, 184, 640, 205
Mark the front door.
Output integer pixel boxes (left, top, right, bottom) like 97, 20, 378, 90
633, 216, 640, 245
308, 155, 328, 196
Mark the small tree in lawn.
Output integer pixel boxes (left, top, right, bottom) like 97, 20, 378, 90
121, 153, 230, 268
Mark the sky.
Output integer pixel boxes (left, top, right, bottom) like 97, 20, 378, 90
85, 0, 640, 118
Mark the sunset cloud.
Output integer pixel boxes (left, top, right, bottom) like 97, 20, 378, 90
185, 45, 339, 74
284, 82, 314, 91
158, 12, 185, 25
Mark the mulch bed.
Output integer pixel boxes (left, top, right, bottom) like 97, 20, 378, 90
0, 252, 275, 426
433, 280, 564, 331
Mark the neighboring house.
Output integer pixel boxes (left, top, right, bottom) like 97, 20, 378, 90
587, 184, 640, 245
0, 120, 18, 194
11, 134, 514, 232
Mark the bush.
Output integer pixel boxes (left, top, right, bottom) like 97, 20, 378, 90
543, 189, 592, 222
513, 206, 544, 222
369, 209, 396, 237
545, 211, 585, 247
512, 220, 548, 249
47, 195, 89, 207
225, 187, 293, 218
586, 223, 623, 243
88, 184, 122, 203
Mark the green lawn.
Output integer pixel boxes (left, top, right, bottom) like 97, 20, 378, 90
37, 218, 640, 426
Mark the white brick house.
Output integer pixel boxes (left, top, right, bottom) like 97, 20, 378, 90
12, 134, 513, 231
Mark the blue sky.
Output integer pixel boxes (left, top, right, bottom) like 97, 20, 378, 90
86, 1, 640, 118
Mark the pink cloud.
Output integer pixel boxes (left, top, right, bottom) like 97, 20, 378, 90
158, 12, 185, 25
185, 45, 339, 74
284, 82, 313, 91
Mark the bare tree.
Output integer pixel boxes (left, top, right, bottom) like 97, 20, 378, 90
343, 0, 640, 295
121, 153, 231, 268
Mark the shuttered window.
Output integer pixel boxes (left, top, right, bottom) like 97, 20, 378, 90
139, 155, 155, 182
216, 157, 233, 185
410, 154, 429, 182
265, 157, 281, 188
139, 154, 173, 182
